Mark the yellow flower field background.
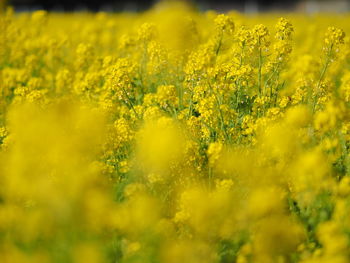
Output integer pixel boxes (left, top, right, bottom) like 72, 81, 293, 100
1, 1, 350, 262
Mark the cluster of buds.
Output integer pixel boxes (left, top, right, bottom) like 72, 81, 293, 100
275, 17, 294, 40
214, 14, 235, 34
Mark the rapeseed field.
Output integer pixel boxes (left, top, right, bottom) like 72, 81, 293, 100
1, 1, 350, 262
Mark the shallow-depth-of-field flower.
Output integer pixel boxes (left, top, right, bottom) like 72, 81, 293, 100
1, 1, 350, 263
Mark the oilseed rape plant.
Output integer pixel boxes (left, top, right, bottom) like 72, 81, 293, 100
1, 1, 350, 262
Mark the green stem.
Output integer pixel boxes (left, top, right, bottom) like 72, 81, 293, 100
121, 86, 139, 119
258, 40, 263, 95
313, 44, 333, 112
215, 31, 224, 56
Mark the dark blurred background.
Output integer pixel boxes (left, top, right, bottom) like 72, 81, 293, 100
4, 0, 350, 12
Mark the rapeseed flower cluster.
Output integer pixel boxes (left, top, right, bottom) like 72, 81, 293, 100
1, 2, 350, 262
